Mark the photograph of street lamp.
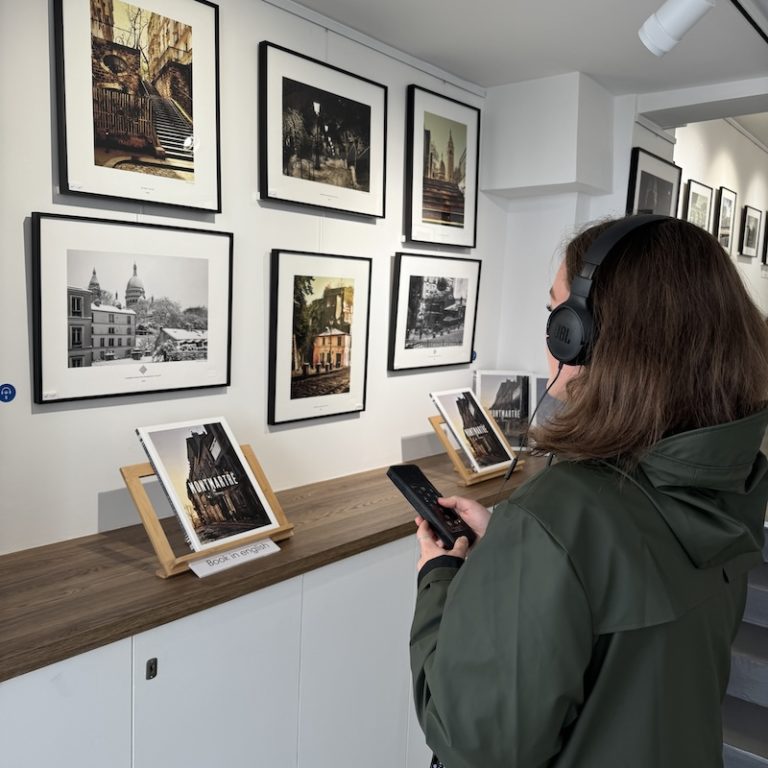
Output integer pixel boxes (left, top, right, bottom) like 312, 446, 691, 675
282, 77, 371, 192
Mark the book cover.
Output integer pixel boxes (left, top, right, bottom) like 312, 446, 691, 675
430, 388, 514, 474
136, 417, 280, 551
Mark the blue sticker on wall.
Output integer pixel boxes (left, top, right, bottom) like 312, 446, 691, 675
471, 350, 477, 362
0, 383, 16, 403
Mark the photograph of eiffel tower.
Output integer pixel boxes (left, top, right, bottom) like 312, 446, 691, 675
89, 0, 194, 181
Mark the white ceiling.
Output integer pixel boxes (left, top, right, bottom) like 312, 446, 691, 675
287, 0, 768, 142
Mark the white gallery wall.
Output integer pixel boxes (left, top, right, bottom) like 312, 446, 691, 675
2, 0, 766, 556
0, 0, 507, 554
673, 119, 768, 314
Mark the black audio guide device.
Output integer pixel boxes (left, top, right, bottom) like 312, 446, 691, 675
387, 464, 476, 548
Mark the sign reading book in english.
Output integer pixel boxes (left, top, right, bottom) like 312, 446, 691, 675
137, 418, 280, 551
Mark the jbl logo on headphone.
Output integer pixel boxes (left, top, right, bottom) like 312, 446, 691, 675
553, 324, 570, 345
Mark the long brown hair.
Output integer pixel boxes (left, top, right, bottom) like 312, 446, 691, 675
531, 216, 768, 463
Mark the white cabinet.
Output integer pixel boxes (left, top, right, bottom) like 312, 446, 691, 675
0, 539, 433, 768
0, 639, 132, 768
297, 538, 421, 768
132, 577, 302, 768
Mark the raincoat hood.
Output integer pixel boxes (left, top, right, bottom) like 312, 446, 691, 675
639, 408, 768, 568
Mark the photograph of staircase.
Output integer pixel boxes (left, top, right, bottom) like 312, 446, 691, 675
723, 530, 768, 767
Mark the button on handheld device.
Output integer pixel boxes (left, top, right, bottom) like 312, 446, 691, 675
387, 464, 476, 548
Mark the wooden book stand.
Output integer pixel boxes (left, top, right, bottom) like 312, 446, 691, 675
428, 415, 523, 486
121, 444, 294, 578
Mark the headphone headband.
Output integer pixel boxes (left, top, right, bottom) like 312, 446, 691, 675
546, 214, 671, 366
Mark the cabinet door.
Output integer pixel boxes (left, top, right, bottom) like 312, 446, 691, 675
133, 577, 302, 768
298, 537, 417, 768
0, 639, 132, 768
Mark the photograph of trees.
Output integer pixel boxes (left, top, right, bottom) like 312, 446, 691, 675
282, 77, 371, 192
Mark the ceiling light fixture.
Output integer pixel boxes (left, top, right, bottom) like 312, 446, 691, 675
639, 0, 717, 55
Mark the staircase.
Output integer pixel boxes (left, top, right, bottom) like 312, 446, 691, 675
148, 93, 194, 163
422, 178, 465, 226
723, 527, 768, 767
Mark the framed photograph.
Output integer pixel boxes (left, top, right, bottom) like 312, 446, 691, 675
430, 388, 513, 474
259, 41, 387, 218
405, 85, 480, 248
763, 211, 768, 265
268, 249, 372, 424
388, 253, 481, 371
473, 370, 532, 449
626, 147, 682, 216
136, 418, 281, 552
33, 212, 232, 403
713, 186, 738, 254
54, 0, 221, 211
740, 206, 762, 258
683, 179, 713, 230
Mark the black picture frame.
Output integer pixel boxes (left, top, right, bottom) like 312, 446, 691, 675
740, 206, 762, 258
268, 249, 372, 424
388, 252, 481, 371
259, 41, 387, 218
763, 211, 768, 265
54, 0, 222, 212
626, 147, 682, 216
713, 186, 738, 254
33, 211, 233, 403
682, 179, 713, 230
405, 85, 481, 248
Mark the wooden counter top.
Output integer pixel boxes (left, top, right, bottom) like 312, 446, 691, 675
0, 453, 544, 684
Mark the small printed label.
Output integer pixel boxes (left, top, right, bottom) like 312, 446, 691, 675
190, 538, 280, 578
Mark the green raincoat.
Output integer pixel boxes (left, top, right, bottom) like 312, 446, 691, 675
411, 410, 768, 768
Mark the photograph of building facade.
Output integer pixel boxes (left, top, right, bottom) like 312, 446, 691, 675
184, 422, 272, 545
454, 392, 509, 467
405, 275, 467, 349
67, 285, 94, 368
486, 375, 530, 444
90, 0, 194, 180
422, 112, 467, 227
291, 277, 354, 399
66, 258, 208, 367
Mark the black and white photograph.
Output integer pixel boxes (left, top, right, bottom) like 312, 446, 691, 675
683, 179, 713, 230
626, 147, 682, 217
405, 86, 480, 247
430, 388, 513, 474
66, 250, 209, 368
33, 212, 232, 403
282, 78, 371, 192
136, 418, 280, 552
740, 205, 762, 258
259, 41, 387, 217
54, 0, 221, 211
388, 253, 480, 371
714, 186, 737, 253
269, 249, 372, 424
474, 370, 532, 448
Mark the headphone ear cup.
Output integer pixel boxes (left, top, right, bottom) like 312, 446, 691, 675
546, 301, 592, 366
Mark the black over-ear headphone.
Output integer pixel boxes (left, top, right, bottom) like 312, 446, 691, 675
546, 214, 671, 367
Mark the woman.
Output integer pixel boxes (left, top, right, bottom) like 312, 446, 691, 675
410, 216, 768, 768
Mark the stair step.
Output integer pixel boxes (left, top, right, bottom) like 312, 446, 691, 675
745, 563, 768, 629
722, 695, 768, 767
728, 623, 768, 707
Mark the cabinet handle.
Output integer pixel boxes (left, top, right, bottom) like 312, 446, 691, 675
146, 657, 158, 680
